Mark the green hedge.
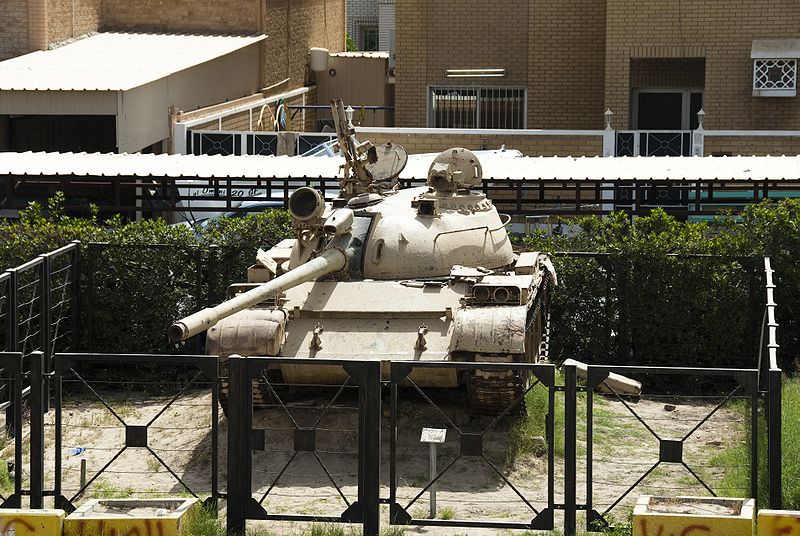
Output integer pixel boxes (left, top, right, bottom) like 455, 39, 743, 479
522, 202, 800, 371
0, 196, 292, 354
1, 194, 799, 370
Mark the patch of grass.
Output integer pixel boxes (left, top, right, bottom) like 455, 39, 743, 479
710, 375, 800, 509
90, 478, 134, 498
509, 378, 565, 462
438, 506, 455, 520
146, 456, 161, 473
782, 375, 800, 509
0, 461, 12, 496
307, 525, 357, 536
184, 504, 225, 536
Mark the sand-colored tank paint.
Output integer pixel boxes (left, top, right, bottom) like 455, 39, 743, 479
170, 109, 556, 410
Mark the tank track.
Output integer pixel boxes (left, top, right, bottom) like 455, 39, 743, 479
218, 357, 278, 415
466, 266, 555, 416
467, 371, 528, 416
219, 379, 276, 415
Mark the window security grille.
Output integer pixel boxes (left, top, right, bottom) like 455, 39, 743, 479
429, 87, 526, 129
753, 59, 797, 97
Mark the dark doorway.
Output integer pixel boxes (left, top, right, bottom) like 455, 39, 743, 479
636, 93, 683, 130
10, 115, 116, 153
633, 90, 704, 130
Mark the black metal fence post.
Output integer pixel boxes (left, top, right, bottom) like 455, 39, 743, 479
29, 351, 45, 509
4, 269, 18, 435
564, 363, 577, 536
86, 245, 96, 352
40, 254, 51, 414
54, 360, 65, 510
70, 241, 81, 352
193, 248, 204, 354
358, 361, 381, 536
227, 355, 252, 535
768, 368, 782, 509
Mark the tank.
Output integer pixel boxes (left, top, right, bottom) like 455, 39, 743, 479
169, 100, 557, 413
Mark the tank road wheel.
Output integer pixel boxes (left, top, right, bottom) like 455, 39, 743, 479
217, 356, 282, 416
466, 369, 528, 416
218, 379, 278, 416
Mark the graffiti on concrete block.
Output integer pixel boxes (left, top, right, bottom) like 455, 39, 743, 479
638, 520, 712, 536
71, 519, 168, 536
1, 518, 39, 536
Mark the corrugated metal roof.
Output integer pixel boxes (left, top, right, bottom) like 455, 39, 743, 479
0, 32, 266, 91
2, 151, 800, 181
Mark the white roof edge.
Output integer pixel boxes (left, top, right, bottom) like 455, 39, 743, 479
2, 152, 800, 181
751, 39, 800, 59
0, 32, 267, 92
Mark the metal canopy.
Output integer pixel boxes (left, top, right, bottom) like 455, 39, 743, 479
2, 151, 800, 182
0, 33, 266, 153
0, 32, 267, 91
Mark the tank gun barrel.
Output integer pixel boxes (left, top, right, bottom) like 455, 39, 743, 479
168, 248, 347, 343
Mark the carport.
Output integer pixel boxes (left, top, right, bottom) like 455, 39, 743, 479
0, 32, 266, 153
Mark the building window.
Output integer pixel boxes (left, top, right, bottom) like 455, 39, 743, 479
360, 26, 379, 51
753, 59, 797, 97
429, 86, 526, 129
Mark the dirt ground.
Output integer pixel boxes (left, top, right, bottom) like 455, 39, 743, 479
0, 383, 745, 535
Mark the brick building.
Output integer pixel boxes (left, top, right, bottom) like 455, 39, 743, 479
346, 0, 378, 51
0, 0, 345, 152
392, 1, 800, 155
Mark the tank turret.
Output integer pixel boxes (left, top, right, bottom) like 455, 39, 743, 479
169, 100, 556, 413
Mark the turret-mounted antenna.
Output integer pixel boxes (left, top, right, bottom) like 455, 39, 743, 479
330, 99, 408, 200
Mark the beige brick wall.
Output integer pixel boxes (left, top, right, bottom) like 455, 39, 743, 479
0, 0, 28, 60
48, 0, 102, 44
103, 0, 261, 33
528, 0, 606, 129
630, 58, 705, 89
221, 112, 252, 131
704, 136, 800, 156
605, 0, 800, 130
395, 0, 427, 127
396, 0, 605, 129
264, 0, 346, 89
398, 1, 800, 132
423, 1, 529, 88
99, 0, 344, 93
365, 133, 603, 157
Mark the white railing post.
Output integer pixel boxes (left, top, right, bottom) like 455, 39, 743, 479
603, 109, 616, 157
173, 122, 188, 155
692, 109, 706, 157
602, 130, 616, 157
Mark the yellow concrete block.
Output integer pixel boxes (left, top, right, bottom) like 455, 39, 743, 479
0, 508, 65, 536
65, 498, 198, 536
633, 495, 755, 536
758, 509, 800, 536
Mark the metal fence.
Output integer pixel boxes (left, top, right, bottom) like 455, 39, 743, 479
5, 175, 800, 219
387, 361, 557, 532
0, 245, 784, 535
32, 352, 220, 512
188, 131, 337, 157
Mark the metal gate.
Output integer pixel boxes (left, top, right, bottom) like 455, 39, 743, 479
388, 361, 557, 531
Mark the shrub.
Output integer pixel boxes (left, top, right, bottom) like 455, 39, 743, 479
522, 202, 799, 372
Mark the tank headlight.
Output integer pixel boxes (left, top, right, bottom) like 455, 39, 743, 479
289, 187, 325, 222
493, 287, 510, 303
473, 286, 491, 302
